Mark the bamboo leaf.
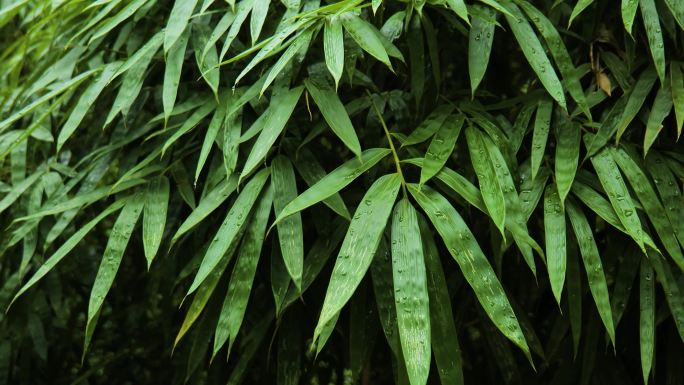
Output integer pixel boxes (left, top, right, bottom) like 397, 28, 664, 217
419, 114, 464, 186
391, 199, 431, 385
409, 184, 532, 360
640, 0, 666, 82
142, 176, 169, 268
164, 0, 199, 54
544, 184, 566, 305
313, 174, 402, 345
324, 16, 344, 89
639, 256, 655, 385
304, 79, 362, 157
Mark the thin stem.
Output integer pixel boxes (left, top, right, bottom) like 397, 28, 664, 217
368, 92, 407, 197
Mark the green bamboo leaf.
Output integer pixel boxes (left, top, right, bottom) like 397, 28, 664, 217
544, 184, 566, 305
240, 87, 303, 182
591, 149, 645, 251
645, 152, 684, 249
671, 62, 684, 139
419, 216, 464, 385
10, 199, 126, 306
88, 0, 149, 44
175, 237, 240, 348
531, 99, 552, 180
566, 198, 615, 345
640, 0, 666, 82
446, 0, 469, 23
615, 67, 658, 143
340, 12, 393, 70
569, 0, 595, 26
164, 0, 199, 54
0, 69, 97, 134
57, 62, 121, 151
664, 0, 684, 29
104, 39, 160, 126
585, 96, 629, 159
466, 126, 506, 236
371, 238, 402, 356
621, 0, 639, 33
250, 0, 270, 44
193, 24, 220, 97
85, 196, 143, 353
520, 163, 551, 221
186, 168, 270, 296
468, 5, 496, 97
220, 0, 255, 62
555, 115, 580, 204
419, 114, 464, 186
162, 101, 217, 155
402, 105, 455, 147
648, 250, 684, 340
223, 106, 242, 176
272, 148, 391, 226
408, 184, 532, 359
639, 256, 655, 385
324, 16, 344, 89
260, 30, 312, 94
213, 184, 273, 357
172, 175, 238, 243
304, 79, 361, 157
644, 81, 672, 156
391, 199, 431, 385
143, 176, 169, 268
313, 174, 402, 345
612, 147, 684, 271
272, 156, 304, 292
292, 148, 350, 220
195, 101, 227, 183
0, 168, 45, 215
517, 0, 591, 118
500, 0, 567, 109
202, 10, 235, 61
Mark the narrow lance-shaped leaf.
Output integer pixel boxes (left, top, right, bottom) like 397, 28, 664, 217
402, 105, 455, 147
10, 199, 127, 306
569, 0, 595, 26
621, 0, 639, 33
213, 184, 273, 357
186, 168, 270, 296
419, 215, 464, 385
143, 176, 169, 268
517, 0, 591, 118
566, 199, 615, 345
240, 87, 303, 182
500, 0, 567, 109
591, 149, 644, 251
292, 148, 350, 220
391, 199, 431, 385
531, 99, 552, 180
555, 115, 580, 204
172, 175, 239, 243
544, 184, 566, 305
195, 99, 228, 183
313, 174, 402, 345
162, 27, 190, 122
671, 62, 684, 139
57, 61, 121, 151
639, 256, 655, 385
340, 12, 393, 71
466, 126, 506, 236
85, 196, 144, 354
612, 147, 684, 271
304, 79, 361, 157
324, 16, 344, 89
643, 81, 672, 156
272, 156, 304, 292
272, 148, 391, 226
250, 0, 270, 44
645, 152, 684, 249
409, 184, 532, 360
639, 0, 666, 82
615, 66, 658, 143
164, 0, 199, 54
419, 114, 463, 186
468, 5, 496, 97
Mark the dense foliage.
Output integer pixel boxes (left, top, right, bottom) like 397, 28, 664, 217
1, 0, 684, 383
